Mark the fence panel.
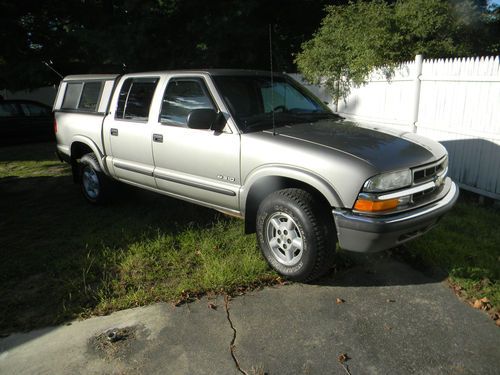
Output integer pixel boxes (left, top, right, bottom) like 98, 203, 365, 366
295, 56, 500, 199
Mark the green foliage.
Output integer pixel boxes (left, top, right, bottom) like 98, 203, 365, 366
296, 0, 500, 100
295, 0, 400, 101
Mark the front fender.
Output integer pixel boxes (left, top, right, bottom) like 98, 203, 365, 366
240, 164, 344, 213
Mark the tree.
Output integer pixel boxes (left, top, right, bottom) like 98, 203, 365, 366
0, 0, 336, 90
295, 0, 500, 101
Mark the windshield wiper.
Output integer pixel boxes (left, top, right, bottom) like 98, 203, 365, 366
291, 111, 344, 121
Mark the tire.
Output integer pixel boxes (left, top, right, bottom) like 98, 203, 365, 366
79, 153, 108, 204
256, 188, 336, 282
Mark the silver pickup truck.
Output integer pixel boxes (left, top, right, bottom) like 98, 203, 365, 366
54, 69, 459, 281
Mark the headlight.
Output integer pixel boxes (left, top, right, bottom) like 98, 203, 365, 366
363, 169, 412, 193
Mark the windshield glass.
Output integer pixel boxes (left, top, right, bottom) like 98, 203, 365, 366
212, 75, 339, 132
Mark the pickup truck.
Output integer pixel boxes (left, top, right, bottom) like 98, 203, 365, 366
54, 69, 459, 282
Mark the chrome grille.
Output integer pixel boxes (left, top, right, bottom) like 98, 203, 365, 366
412, 157, 447, 185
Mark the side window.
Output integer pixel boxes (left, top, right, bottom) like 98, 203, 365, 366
160, 78, 215, 127
78, 82, 102, 111
20, 103, 50, 116
62, 82, 83, 109
115, 77, 159, 121
0, 103, 19, 117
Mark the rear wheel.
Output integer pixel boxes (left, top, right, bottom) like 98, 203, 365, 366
79, 153, 108, 204
256, 188, 336, 282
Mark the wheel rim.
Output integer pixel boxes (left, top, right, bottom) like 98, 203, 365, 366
82, 166, 100, 199
265, 212, 303, 266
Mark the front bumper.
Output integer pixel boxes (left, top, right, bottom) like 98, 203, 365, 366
333, 179, 459, 252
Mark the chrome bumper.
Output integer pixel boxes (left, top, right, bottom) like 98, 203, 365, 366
332, 180, 459, 252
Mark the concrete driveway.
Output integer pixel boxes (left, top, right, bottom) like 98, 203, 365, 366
1, 256, 499, 375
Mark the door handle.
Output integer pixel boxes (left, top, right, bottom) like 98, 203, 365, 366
110, 128, 118, 136
153, 134, 163, 143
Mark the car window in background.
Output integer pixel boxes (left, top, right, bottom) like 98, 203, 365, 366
20, 103, 51, 116
0, 102, 19, 117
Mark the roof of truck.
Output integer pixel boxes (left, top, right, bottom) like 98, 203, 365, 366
63, 69, 286, 81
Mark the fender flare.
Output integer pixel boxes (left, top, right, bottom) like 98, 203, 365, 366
240, 165, 344, 213
70, 135, 110, 176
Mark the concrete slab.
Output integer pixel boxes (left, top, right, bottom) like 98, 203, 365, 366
229, 258, 500, 374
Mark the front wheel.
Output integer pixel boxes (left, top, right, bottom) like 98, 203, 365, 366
79, 153, 108, 204
256, 188, 336, 282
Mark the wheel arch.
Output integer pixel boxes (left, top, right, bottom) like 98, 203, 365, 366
242, 167, 343, 234
70, 136, 107, 182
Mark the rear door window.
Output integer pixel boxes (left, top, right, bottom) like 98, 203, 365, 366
115, 77, 159, 121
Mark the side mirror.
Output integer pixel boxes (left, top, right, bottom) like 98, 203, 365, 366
186, 108, 217, 130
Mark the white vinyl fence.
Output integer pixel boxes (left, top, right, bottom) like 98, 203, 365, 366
291, 55, 500, 200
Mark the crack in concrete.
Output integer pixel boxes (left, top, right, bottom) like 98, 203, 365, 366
224, 294, 249, 375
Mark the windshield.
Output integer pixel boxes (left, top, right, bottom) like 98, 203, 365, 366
212, 75, 340, 132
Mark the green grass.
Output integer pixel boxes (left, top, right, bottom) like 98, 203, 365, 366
403, 196, 500, 311
0, 143, 276, 334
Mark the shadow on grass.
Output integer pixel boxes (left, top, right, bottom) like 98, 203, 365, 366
0, 171, 226, 335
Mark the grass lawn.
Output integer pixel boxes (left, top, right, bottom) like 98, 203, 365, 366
1, 143, 498, 333
0, 143, 276, 334
403, 194, 500, 315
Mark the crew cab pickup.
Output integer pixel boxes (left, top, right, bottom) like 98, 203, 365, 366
54, 70, 459, 281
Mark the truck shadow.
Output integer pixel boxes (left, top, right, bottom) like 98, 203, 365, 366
0, 171, 225, 336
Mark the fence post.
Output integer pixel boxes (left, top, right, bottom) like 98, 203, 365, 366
411, 54, 423, 133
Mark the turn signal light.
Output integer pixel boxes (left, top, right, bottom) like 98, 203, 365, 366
54, 119, 58, 134
354, 198, 399, 212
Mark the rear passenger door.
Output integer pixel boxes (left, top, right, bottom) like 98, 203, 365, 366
104, 76, 159, 188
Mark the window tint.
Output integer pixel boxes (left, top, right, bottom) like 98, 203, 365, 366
115, 77, 159, 121
78, 82, 102, 111
0, 103, 19, 117
20, 103, 50, 116
62, 82, 83, 109
160, 79, 215, 127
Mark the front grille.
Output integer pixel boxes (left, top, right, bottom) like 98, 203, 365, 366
410, 157, 448, 204
412, 157, 447, 185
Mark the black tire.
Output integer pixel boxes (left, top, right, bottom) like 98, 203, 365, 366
79, 153, 108, 204
256, 188, 336, 282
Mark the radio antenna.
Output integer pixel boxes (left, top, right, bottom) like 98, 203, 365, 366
269, 24, 276, 136
41, 60, 63, 79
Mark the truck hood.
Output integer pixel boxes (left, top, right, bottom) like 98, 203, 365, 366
265, 119, 446, 171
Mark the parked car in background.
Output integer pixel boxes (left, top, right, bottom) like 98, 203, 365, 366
0, 99, 54, 145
